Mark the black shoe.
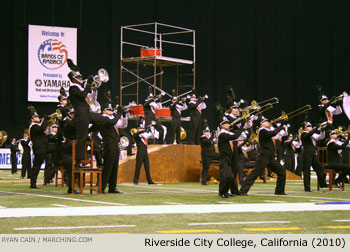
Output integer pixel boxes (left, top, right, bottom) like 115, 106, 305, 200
259, 176, 265, 181
127, 153, 135, 156
134, 182, 138, 185
238, 191, 248, 196
320, 184, 330, 188
201, 182, 209, 185
108, 189, 124, 194
67, 188, 79, 194
275, 192, 288, 195
219, 194, 230, 198
335, 180, 342, 188
74, 162, 89, 168
305, 189, 312, 192
268, 174, 276, 178
30, 185, 40, 189
148, 182, 157, 185
234, 192, 242, 196
226, 193, 234, 197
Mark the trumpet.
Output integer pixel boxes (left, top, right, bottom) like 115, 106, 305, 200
199, 94, 209, 101
318, 121, 330, 131
154, 91, 166, 101
332, 91, 348, 104
91, 68, 109, 89
271, 105, 312, 124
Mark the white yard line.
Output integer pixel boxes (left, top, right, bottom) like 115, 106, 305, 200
163, 202, 184, 205
14, 225, 136, 231
0, 191, 128, 206
51, 204, 69, 208
1, 202, 350, 218
188, 221, 291, 226
333, 220, 350, 222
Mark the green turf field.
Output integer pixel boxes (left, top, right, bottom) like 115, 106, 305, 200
0, 170, 350, 234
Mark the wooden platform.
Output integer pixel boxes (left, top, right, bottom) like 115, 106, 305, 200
117, 144, 302, 184
118, 144, 202, 183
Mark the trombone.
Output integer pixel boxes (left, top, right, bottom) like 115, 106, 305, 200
230, 103, 274, 128
271, 105, 312, 124
242, 97, 279, 112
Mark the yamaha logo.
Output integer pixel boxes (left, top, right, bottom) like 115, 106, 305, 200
35, 79, 42, 87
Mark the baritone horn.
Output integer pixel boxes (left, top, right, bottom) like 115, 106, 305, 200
92, 68, 109, 89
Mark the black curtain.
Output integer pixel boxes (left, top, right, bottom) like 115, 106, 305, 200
2, 0, 350, 142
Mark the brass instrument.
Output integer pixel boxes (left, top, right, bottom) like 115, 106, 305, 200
332, 91, 348, 104
44, 109, 63, 126
154, 91, 166, 101
180, 127, 187, 140
130, 128, 138, 135
335, 125, 350, 137
243, 97, 279, 112
229, 110, 251, 127
247, 133, 258, 145
271, 105, 312, 124
0, 130, 8, 147
91, 68, 109, 89
120, 136, 130, 149
121, 101, 137, 112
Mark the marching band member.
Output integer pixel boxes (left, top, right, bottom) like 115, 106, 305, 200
99, 103, 123, 193
217, 119, 245, 198
132, 123, 156, 185
10, 138, 19, 174
188, 93, 207, 145
170, 96, 187, 144
300, 122, 329, 192
43, 124, 59, 185
327, 130, 350, 188
68, 69, 114, 168
284, 134, 297, 173
239, 117, 288, 196
200, 127, 219, 185
28, 112, 48, 189
116, 108, 135, 156
143, 93, 165, 144
20, 133, 31, 179
318, 94, 343, 128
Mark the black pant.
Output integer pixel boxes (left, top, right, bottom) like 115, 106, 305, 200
74, 111, 107, 161
295, 151, 303, 176
11, 154, 17, 174
189, 116, 201, 145
170, 117, 181, 144
201, 154, 219, 184
328, 162, 350, 182
31, 148, 47, 186
284, 154, 295, 173
219, 160, 239, 195
302, 153, 327, 190
134, 146, 153, 184
21, 153, 31, 178
102, 144, 120, 191
240, 154, 286, 194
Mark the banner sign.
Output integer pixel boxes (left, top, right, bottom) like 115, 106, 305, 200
0, 148, 44, 169
28, 25, 77, 102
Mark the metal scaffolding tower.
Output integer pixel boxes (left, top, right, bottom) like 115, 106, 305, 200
120, 22, 196, 105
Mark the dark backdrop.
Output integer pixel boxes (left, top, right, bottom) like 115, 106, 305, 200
2, 0, 350, 142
